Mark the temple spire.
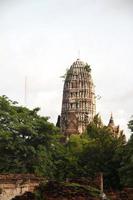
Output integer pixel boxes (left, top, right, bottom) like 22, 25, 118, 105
77, 50, 80, 59
108, 113, 115, 127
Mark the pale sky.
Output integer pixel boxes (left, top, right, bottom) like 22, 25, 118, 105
0, 0, 133, 138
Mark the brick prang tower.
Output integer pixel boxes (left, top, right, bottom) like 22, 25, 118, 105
60, 59, 96, 137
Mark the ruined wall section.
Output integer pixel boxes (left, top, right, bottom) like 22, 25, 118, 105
61, 59, 96, 136
0, 174, 43, 200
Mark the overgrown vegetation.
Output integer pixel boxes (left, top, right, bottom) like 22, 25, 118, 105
85, 63, 91, 72
12, 181, 101, 200
0, 96, 133, 190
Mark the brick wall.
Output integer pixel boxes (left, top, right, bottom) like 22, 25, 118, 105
0, 174, 42, 200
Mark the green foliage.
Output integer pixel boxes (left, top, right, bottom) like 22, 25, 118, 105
128, 116, 133, 133
119, 118, 133, 187
49, 115, 125, 189
78, 117, 124, 189
0, 96, 131, 190
85, 63, 91, 72
0, 95, 59, 176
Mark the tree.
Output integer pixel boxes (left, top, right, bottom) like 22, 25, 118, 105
51, 115, 125, 189
0, 96, 128, 189
119, 117, 133, 187
78, 115, 125, 189
128, 116, 133, 133
0, 96, 59, 177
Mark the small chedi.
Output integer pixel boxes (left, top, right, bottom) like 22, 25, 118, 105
60, 59, 96, 136
108, 113, 124, 138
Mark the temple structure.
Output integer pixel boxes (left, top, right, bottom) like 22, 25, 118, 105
60, 59, 96, 136
108, 113, 124, 138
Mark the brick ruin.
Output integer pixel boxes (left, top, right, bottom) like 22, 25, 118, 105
0, 174, 43, 200
60, 59, 96, 136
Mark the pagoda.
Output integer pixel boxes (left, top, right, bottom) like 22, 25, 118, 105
60, 59, 96, 136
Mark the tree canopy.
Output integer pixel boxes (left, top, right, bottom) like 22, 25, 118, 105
0, 95, 59, 177
119, 117, 133, 187
0, 96, 132, 189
